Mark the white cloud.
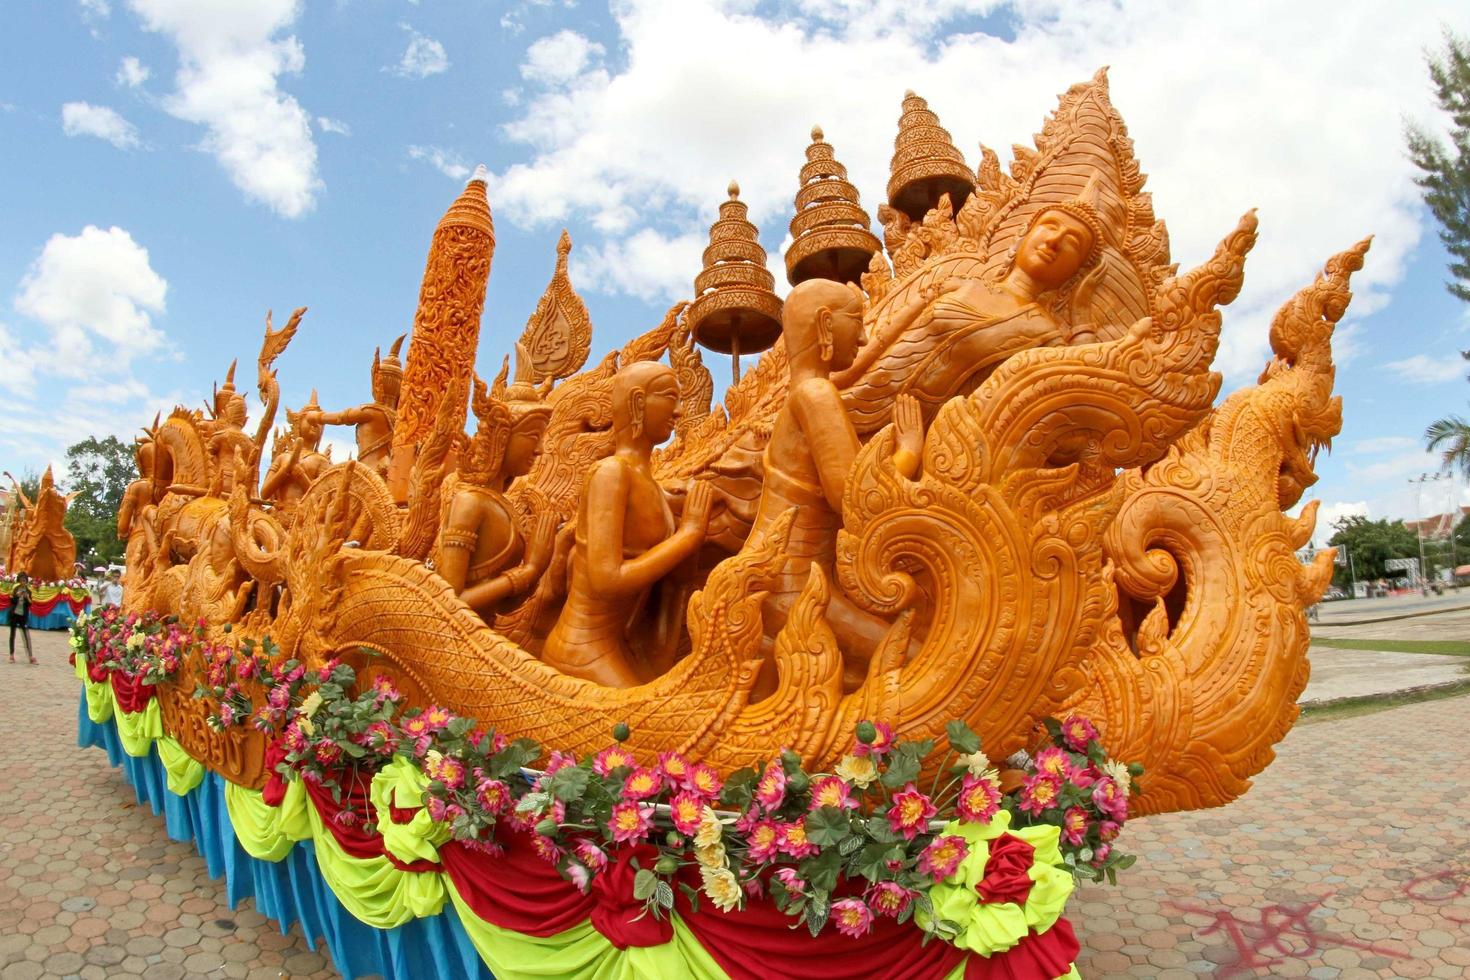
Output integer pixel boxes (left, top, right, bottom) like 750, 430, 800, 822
127, 0, 321, 218
393, 26, 449, 78
407, 144, 470, 180
317, 115, 351, 136
521, 30, 604, 86
61, 102, 141, 149
14, 226, 168, 365
79, 0, 111, 20
1348, 435, 1417, 455
482, 0, 1459, 367
569, 228, 704, 304
1317, 500, 1370, 530
116, 55, 151, 88
1385, 354, 1467, 385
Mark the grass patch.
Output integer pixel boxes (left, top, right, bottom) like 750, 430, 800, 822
1309, 637, 1470, 656
1298, 679, 1470, 724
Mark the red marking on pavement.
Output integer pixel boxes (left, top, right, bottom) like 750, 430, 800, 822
1170, 897, 1403, 977
1404, 866, 1470, 925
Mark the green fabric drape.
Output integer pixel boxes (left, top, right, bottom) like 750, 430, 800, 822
224, 780, 312, 862
112, 689, 162, 757
369, 757, 452, 866
156, 735, 205, 795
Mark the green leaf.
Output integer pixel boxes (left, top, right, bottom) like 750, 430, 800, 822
913, 890, 933, 918
654, 880, 675, 910
802, 848, 844, 894
804, 892, 829, 937
837, 833, 865, 857
879, 750, 921, 789
1114, 853, 1137, 870
804, 807, 852, 846
944, 719, 981, 755
719, 767, 759, 810
633, 868, 657, 901
547, 765, 591, 803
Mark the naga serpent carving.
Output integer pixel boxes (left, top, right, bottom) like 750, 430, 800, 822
125, 70, 1349, 816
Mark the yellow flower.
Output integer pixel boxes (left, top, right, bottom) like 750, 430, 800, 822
695, 841, 727, 869
694, 806, 724, 849
300, 691, 323, 719
126, 631, 145, 651
298, 716, 314, 737
1102, 759, 1131, 796
956, 749, 991, 777
700, 865, 742, 912
835, 754, 878, 789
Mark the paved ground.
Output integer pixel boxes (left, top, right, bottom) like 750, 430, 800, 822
4, 625, 1469, 979
1315, 592, 1470, 626
1314, 606, 1470, 643
1300, 648, 1467, 705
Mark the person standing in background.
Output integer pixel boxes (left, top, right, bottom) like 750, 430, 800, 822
8, 571, 35, 664
100, 569, 124, 608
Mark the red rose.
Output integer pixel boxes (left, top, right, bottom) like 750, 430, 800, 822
588, 843, 673, 949
976, 832, 1035, 906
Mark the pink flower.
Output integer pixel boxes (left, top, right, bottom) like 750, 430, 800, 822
475, 778, 511, 815
867, 881, 914, 918
1092, 843, 1112, 866
333, 808, 362, 830
1091, 776, 1128, 822
1060, 715, 1099, 753
774, 867, 806, 896
236, 657, 257, 680
886, 783, 937, 840
776, 820, 819, 859
621, 766, 663, 801
1099, 820, 1121, 842
313, 739, 342, 767
530, 834, 562, 864
316, 658, 340, 682
426, 753, 466, 791
746, 819, 782, 862
1033, 746, 1071, 779
853, 722, 895, 759
918, 834, 969, 881
593, 745, 637, 776
542, 750, 577, 776
754, 763, 786, 811
218, 703, 236, 727
1064, 760, 1098, 788
574, 839, 608, 870
808, 776, 857, 812
566, 861, 591, 892
1018, 773, 1063, 816
370, 675, 400, 705
733, 806, 761, 835
668, 791, 704, 836
685, 763, 723, 800
426, 794, 463, 824
743, 876, 765, 900
356, 720, 397, 755
607, 802, 652, 843
830, 898, 874, 938
1062, 806, 1090, 846
658, 751, 690, 784
282, 722, 308, 754
491, 732, 510, 753
462, 836, 505, 858
423, 705, 453, 730
955, 773, 1001, 824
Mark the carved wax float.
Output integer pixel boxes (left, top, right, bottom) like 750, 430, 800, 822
128, 70, 1353, 817
4, 467, 79, 583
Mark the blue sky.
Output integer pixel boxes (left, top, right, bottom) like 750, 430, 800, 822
2, 0, 1470, 536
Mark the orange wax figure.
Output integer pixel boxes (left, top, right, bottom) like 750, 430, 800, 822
434, 355, 557, 621
260, 391, 333, 511
541, 361, 715, 687
309, 335, 404, 476
839, 177, 1104, 431
3, 467, 79, 582
746, 279, 923, 696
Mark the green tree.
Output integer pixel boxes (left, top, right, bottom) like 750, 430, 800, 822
1406, 31, 1470, 301
63, 435, 137, 567
1326, 515, 1421, 587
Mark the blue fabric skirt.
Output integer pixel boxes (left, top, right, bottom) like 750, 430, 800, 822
77, 694, 494, 980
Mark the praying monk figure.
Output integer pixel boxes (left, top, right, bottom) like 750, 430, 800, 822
541, 361, 715, 687
747, 278, 925, 697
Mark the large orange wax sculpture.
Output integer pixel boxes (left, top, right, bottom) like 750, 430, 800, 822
124, 70, 1354, 818
5, 467, 78, 582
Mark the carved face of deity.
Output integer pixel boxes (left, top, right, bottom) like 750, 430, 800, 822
1014, 210, 1096, 292
373, 370, 402, 409
640, 371, 681, 445
221, 394, 247, 429
296, 411, 324, 448
825, 298, 867, 372
503, 413, 550, 478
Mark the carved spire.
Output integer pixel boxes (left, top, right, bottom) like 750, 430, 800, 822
786, 125, 881, 286
516, 230, 591, 383
887, 90, 974, 222
687, 180, 783, 383
389, 165, 496, 499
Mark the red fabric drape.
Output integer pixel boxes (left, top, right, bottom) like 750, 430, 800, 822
965, 921, 1079, 980
0, 593, 88, 616
675, 881, 967, 980
976, 834, 1035, 907
441, 831, 596, 938
302, 772, 442, 873
109, 672, 157, 714
261, 741, 291, 807
589, 845, 674, 949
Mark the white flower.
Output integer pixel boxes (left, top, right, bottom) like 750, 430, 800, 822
126, 631, 145, 651
955, 749, 991, 777
700, 865, 742, 912
1102, 759, 1131, 796
300, 691, 323, 719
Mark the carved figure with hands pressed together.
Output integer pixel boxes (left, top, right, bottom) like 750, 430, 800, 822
435, 351, 557, 621
306, 335, 404, 476
541, 361, 714, 687
748, 278, 924, 696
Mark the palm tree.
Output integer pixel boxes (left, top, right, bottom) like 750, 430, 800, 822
1426, 349, 1470, 478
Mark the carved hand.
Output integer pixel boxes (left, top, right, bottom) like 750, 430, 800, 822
525, 512, 558, 571
680, 479, 715, 533
892, 394, 925, 468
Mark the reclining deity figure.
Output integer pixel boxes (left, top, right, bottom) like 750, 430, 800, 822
434, 350, 557, 622
306, 335, 404, 476
748, 279, 924, 697
841, 176, 1105, 428
259, 391, 332, 511
541, 361, 714, 687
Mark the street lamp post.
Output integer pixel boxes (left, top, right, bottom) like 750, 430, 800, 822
1408, 473, 1448, 592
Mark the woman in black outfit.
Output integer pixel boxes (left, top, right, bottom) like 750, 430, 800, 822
8, 571, 35, 664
